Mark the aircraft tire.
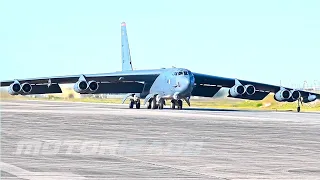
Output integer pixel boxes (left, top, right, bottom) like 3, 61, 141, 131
177, 100, 183, 110
147, 99, 152, 109
151, 98, 158, 109
297, 107, 301, 112
159, 99, 164, 109
170, 100, 175, 109
129, 100, 134, 109
136, 102, 140, 109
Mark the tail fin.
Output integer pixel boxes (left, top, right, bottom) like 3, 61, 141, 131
121, 22, 133, 71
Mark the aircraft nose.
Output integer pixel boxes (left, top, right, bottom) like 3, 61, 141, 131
177, 76, 190, 92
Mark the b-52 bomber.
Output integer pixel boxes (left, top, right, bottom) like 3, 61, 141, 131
1, 22, 319, 112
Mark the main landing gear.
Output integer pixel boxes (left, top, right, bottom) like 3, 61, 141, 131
170, 99, 183, 110
129, 95, 140, 109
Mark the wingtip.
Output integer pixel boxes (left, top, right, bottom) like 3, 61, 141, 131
121, 22, 126, 26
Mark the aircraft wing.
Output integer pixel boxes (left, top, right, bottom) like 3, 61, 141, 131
193, 72, 320, 100
0, 70, 163, 87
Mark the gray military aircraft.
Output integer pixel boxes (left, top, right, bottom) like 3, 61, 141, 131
1, 22, 319, 112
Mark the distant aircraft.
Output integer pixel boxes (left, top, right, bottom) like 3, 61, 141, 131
1, 22, 319, 112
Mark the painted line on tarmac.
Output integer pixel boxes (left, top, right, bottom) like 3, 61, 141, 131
0, 161, 86, 180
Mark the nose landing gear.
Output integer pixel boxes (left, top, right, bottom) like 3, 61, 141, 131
144, 94, 187, 110
170, 100, 175, 109
147, 97, 165, 109
158, 99, 165, 109
177, 100, 183, 110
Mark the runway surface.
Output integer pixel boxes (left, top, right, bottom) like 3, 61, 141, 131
1, 100, 320, 179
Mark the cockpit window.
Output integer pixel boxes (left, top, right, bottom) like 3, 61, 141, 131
174, 71, 188, 76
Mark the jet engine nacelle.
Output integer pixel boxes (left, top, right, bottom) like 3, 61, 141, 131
8, 82, 32, 95
74, 80, 99, 93
88, 80, 99, 93
8, 82, 22, 95
290, 90, 301, 101
20, 83, 32, 94
305, 94, 317, 103
74, 80, 88, 93
229, 85, 246, 97
245, 84, 255, 95
274, 89, 291, 102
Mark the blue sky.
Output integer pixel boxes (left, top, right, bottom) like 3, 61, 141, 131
1, 0, 319, 88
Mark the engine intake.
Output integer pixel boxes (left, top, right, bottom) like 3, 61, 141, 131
74, 80, 88, 93
291, 90, 301, 100
88, 81, 99, 92
21, 83, 32, 94
8, 83, 21, 95
274, 89, 291, 102
229, 85, 246, 97
245, 84, 255, 96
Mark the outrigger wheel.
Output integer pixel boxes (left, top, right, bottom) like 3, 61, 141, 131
297, 97, 303, 113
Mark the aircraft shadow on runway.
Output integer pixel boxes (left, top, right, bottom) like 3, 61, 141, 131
182, 107, 244, 112
180, 107, 320, 113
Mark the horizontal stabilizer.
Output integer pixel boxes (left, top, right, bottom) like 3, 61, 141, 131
192, 85, 222, 97
81, 82, 144, 94
26, 84, 62, 94
228, 91, 270, 100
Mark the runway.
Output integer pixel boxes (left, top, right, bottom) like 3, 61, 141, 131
1, 100, 320, 179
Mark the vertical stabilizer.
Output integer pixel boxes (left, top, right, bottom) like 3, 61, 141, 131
121, 22, 133, 71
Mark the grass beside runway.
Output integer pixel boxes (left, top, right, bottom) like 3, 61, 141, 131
188, 98, 320, 112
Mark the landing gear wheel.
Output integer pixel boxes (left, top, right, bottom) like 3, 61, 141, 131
129, 100, 134, 109
297, 98, 302, 113
136, 100, 140, 109
177, 100, 183, 110
151, 98, 158, 109
158, 99, 164, 109
147, 101, 151, 109
170, 100, 175, 109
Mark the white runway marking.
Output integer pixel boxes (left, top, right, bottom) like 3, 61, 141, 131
0, 162, 86, 180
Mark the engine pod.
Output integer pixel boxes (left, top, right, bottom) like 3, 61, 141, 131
74, 80, 88, 93
8, 83, 22, 95
274, 89, 291, 102
21, 83, 32, 94
229, 85, 246, 97
88, 81, 99, 92
245, 84, 255, 96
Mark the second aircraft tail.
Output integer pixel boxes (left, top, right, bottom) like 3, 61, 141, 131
121, 22, 133, 71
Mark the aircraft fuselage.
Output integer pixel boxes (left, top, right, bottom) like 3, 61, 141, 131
149, 68, 195, 100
